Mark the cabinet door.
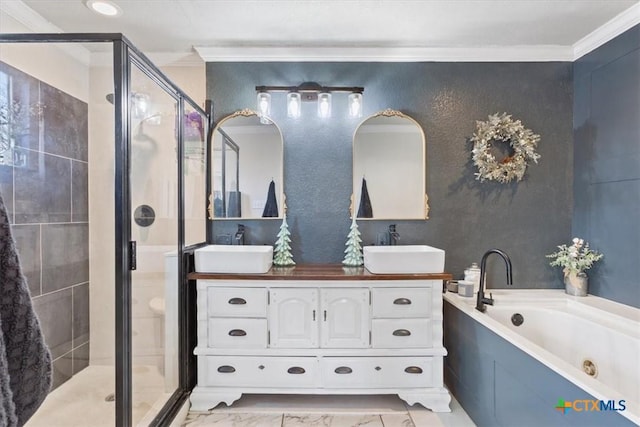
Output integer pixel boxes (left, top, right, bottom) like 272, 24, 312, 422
320, 288, 370, 348
269, 289, 318, 348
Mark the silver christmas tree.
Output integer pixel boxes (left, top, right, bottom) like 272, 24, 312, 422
273, 213, 295, 266
342, 216, 363, 266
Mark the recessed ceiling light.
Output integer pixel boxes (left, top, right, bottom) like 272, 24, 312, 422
86, 0, 122, 17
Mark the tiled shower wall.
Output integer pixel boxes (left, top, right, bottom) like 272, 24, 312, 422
0, 61, 89, 390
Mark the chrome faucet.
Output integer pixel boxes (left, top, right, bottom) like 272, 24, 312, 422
235, 224, 245, 245
388, 224, 400, 245
475, 248, 513, 312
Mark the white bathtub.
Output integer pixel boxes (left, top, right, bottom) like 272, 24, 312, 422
444, 290, 640, 425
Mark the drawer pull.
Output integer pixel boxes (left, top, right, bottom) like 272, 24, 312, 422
287, 367, 306, 375
228, 329, 247, 337
228, 297, 247, 305
393, 329, 412, 337
217, 365, 236, 373
334, 366, 353, 374
404, 366, 423, 374
393, 298, 412, 305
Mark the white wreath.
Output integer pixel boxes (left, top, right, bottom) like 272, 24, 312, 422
470, 113, 541, 183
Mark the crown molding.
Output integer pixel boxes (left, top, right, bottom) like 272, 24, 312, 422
573, 3, 640, 60
146, 52, 205, 67
194, 45, 575, 62
0, 0, 91, 66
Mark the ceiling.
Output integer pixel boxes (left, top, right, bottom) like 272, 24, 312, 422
3, 0, 640, 62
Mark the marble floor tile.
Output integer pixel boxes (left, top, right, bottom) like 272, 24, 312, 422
380, 413, 415, 427
406, 395, 475, 427
282, 414, 383, 427
183, 413, 283, 427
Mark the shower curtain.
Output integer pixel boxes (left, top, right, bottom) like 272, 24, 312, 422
0, 194, 51, 426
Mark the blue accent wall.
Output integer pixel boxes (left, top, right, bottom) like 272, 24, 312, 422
444, 301, 636, 427
573, 25, 640, 308
206, 62, 574, 287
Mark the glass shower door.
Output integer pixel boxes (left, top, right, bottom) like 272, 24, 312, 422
129, 62, 179, 425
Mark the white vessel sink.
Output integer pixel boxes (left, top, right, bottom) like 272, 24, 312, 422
363, 245, 445, 274
194, 245, 273, 273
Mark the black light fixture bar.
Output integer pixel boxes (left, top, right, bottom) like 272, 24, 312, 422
256, 83, 364, 94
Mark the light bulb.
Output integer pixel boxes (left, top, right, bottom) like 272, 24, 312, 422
348, 93, 363, 118
317, 92, 331, 118
287, 92, 301, 118
256, 92, 271, 124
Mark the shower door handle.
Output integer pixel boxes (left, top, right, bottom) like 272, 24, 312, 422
129, 241, 137, 271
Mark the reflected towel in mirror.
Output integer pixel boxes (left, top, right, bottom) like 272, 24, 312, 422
357, 177, 373, 218
227, 191, 242, 217
262, 180, 279, 217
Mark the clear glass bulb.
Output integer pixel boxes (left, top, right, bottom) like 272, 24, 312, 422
287, 92, 301, 118
348, 93, 363, 118
317, 92, 331, 118
256, 92, 271, 124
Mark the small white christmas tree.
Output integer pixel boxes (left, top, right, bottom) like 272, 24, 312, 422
273, 211, 295, 266
342, 216, 363, 267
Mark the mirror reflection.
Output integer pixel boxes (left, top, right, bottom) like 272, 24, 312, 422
211, 110, 283, 219
352, 109, 428, 220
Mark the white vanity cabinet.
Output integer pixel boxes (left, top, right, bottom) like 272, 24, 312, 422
190, 266, 452, 413
268, 288, 370, 349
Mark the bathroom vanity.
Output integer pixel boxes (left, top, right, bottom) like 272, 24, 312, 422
188, 265, 452, 412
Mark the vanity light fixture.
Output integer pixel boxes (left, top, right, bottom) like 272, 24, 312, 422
256, 92, 272, 124
317, 92, 332, 119
287, 92, 301, 118
255, 82, 364, 119
348, 92, 363, 118
86, 0, 122, 17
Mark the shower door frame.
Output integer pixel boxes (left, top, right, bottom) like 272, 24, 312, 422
0, 33, 208, 427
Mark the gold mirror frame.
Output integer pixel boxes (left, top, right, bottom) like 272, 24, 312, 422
208, 109, 285, 220
351, 109, 429, 220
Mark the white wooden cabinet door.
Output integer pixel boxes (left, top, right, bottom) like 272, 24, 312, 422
320, 288, 370, 348
269, 288, 319, 348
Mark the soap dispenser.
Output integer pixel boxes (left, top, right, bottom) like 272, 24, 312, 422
464, 262, 481, 294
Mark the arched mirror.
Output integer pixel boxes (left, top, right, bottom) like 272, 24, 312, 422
352, 109, 428, 220
209, 110, 284, 219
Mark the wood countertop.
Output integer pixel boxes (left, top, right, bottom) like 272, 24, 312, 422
188, 264, 452, 281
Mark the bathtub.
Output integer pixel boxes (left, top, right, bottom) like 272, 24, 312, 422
444, 290, 640, 426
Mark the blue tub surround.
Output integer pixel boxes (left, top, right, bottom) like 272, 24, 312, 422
444, 290, 639, 427
573, 24, 640, 309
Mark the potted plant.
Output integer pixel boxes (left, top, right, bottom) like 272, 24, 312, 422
546, 237, 603, 296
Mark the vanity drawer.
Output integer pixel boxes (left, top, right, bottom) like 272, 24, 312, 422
371, 319, 432, 348
320, 357, 435, 389
207, 287, 267, 317
371, 288, 432, 318
208, 318, 267, 348
198, 356, 320, 388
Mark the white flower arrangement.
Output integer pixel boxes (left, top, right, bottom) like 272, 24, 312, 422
546, 237, 603, 275
470, 113, 541, 183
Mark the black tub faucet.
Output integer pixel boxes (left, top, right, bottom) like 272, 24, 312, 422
476, 248, 513, 312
